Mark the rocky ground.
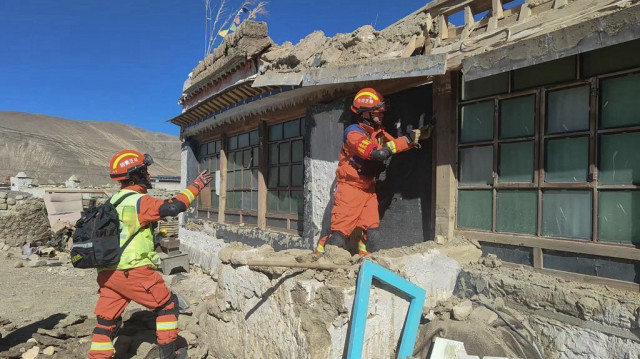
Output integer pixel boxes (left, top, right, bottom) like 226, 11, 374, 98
0, 244, 215, 359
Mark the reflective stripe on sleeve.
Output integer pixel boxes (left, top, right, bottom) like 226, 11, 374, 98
156, 321, 179, 331
90, 342, 115, 351
180, 189, 195, 204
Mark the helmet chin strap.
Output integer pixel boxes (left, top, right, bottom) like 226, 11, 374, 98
360, 112, 381, 129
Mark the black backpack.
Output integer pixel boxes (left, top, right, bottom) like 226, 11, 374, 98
70, 192, 141, 269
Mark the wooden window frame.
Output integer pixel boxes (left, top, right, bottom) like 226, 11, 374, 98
224, 130, 259, 225
456, 62, 640, 248
265, 117, 305, 233
196, 139, 221, 218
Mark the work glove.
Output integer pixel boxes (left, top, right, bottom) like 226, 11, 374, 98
192, 170, 213, 190
406, 129, 421, 146
419, 124, 433, 140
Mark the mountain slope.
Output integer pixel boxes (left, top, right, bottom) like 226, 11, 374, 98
0, 111, 181, 186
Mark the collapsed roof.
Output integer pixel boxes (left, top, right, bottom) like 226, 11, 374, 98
172, 0, 640, 133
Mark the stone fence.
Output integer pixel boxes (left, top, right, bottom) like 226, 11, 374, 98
0, 191, 51, 247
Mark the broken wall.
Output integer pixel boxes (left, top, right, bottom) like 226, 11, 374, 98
0, 191, 51, 246
180, 238, 478, 359
456, 261, 640, 359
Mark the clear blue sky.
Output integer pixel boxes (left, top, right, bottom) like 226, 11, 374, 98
0, 0, 431, 136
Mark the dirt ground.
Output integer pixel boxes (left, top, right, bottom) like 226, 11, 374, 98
0, 246, 216, 359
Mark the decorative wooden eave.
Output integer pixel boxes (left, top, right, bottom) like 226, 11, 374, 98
179, 21, 273, 105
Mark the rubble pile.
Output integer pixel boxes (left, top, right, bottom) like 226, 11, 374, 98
0, 191, 50, 247
0, 310, 205, 359
260, 13, 430, 73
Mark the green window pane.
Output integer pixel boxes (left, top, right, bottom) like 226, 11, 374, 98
269, 144, 278, 165
496, 190, 537, 234
214, 140, 220, 153
513, 57, 576, 90
292, 164, 303, 187
199, 144, 207, 157
250, 130, 259, 145
211, 192, 219, 209
252, 147, 259, 167
279, 166, 290, 187
582, 39, 640, 77
278, 191, 290, 212
279, 143, 290, 164
252, 169, 259, 190
542, 190, 592, 239
291, 190, 303, 215
600, 73, 640, 129
226, 172, 233, 190
243, 149, 252, 168
243, 170, 251, 188
545, 137, 588, 182
238, 133, 249, 148
459, 146, 493, 185
267, 191, 278, 212
227, 191, 237, 209
228, 136, 238, 150
251, 191, 258, 211
499, 141, 534, 183
235, 152, 243, 170
462, 72, 509, 101
300, 118, 306, 137
599, 191, 640, 245
457, 190, 492, 230
212, 157, 219, 171
207, 142, 216, 155
284, 119, 300, 139
269, 124, 282, 141
599, 132, 640, 185
207, 158, 212, 172
292, 140, 303, 162
460, 101, 494, 143
227, 151, 236, 170
267, 167, 278, 188
546, 85, 590, 134
234, 170, 242, 187
499, 95, 535, 139
242, 191, 251, 210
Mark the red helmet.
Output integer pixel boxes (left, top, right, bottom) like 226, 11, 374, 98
109, 150, 153, 181
351, 88, 386, 115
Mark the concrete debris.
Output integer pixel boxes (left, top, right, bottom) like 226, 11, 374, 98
26, 259, 46, 268
453, 300, 474, 321
13, 261, 23, 268
42, 346, 55, 355
20, 346, 39, 359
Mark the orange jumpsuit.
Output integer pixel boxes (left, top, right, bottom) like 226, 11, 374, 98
327, 122, 413, 252
90, 183, 201, 359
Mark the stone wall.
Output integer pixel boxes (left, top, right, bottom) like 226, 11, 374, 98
0, 191, 51, 246
456, 261, 640, 359
179, 237, 478, 359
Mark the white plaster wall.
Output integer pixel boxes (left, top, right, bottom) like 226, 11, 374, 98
303, 158, 338, 246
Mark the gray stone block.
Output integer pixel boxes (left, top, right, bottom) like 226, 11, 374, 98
0, 204, 7, 210
0, 192, 6, 199
0, 198, 5, 204
6, 198, 16, 205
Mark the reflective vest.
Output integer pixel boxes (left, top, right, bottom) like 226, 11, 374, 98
99, 189, 160, 271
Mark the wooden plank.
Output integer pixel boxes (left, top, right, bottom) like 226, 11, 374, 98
457, 229, 640, 261
433, 72, 459, 240
502, 262, 640, 292
218, 135, 227, 224
533, 247, 543, 268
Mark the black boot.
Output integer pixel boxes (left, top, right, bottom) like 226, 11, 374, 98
158, 342, 188, 359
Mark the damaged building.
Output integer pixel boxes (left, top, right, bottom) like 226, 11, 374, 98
171, 0, 640, 288
166, 0, 640, 357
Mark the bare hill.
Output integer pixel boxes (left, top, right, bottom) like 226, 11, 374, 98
0, 111, 181, 186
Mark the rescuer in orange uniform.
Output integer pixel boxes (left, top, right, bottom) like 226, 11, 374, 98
89, 150, 212, 359
315, 88, 429, 255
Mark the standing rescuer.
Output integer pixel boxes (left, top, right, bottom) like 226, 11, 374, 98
89, 150, 212, 359
315, 88, 431, 255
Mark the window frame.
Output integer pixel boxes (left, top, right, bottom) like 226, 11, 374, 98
457, 62, 640, 246
265, 117, 305, 232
